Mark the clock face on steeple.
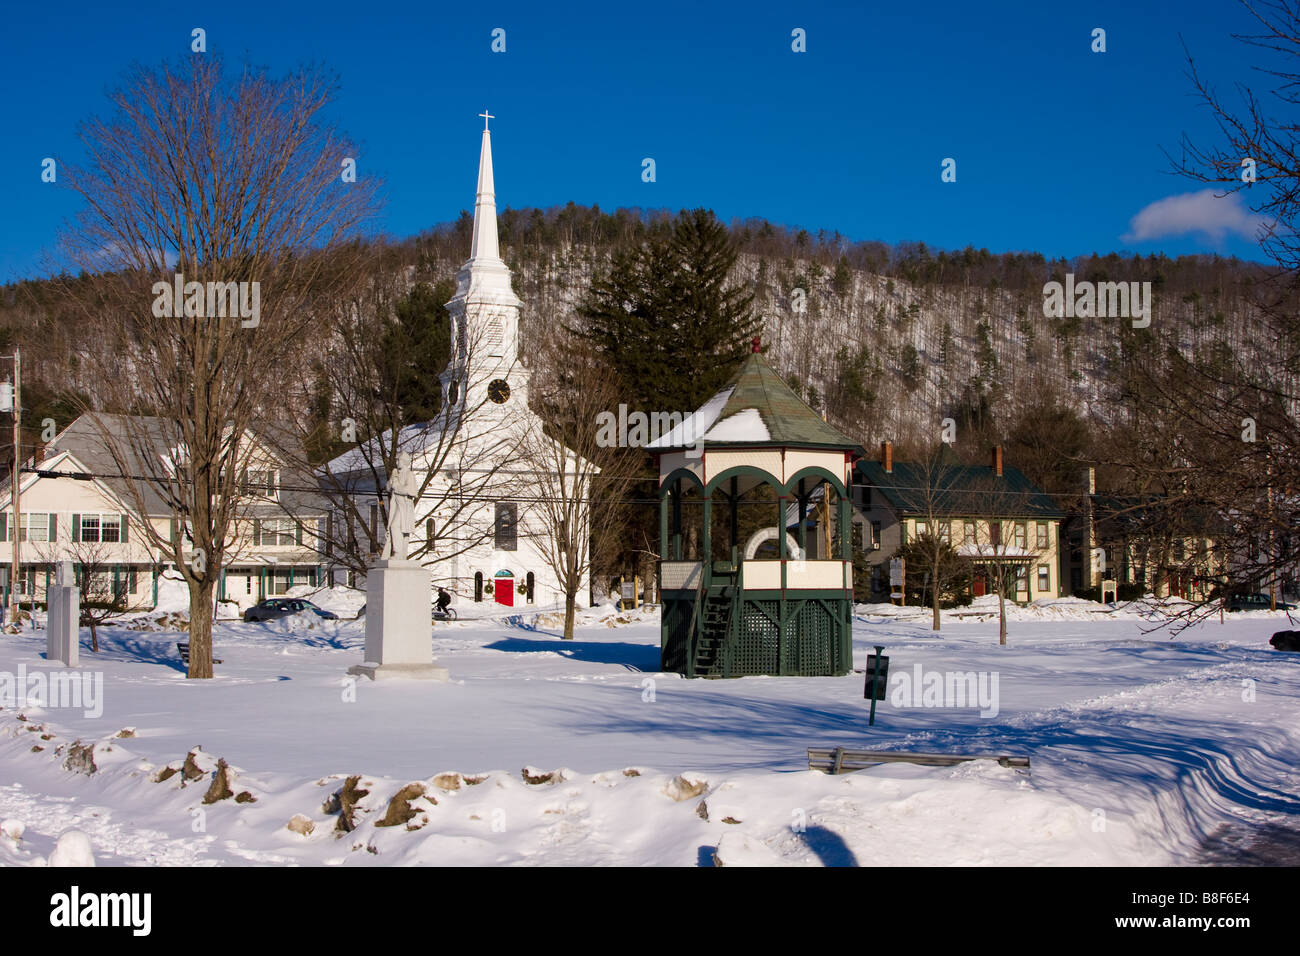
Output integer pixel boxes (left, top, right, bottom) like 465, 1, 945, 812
488, 379, 511, 404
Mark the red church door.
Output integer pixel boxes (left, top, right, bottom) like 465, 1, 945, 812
495, 577, 514, 606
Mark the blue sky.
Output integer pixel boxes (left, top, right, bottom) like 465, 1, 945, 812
0, 0, 1278, 282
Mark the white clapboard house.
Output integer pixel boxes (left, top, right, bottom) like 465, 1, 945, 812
0, 414, 327, 611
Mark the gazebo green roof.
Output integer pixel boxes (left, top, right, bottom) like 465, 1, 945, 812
647, 348, 864, 453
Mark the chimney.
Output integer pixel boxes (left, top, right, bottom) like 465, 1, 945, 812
992, 445, 1003, 477
881, 441, 893, 474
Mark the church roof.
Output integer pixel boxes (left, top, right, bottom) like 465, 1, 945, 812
647, 346, 864, 453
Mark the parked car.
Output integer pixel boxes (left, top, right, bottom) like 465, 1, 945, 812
1226, 592, 1296, 612
243, 598, 339, 622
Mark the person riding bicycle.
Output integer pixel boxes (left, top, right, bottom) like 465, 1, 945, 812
435, 587, 452, 615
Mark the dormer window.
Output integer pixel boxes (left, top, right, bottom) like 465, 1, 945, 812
244, 469, 279, 498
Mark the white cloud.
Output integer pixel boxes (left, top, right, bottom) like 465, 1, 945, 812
1123, 189, 1269, 243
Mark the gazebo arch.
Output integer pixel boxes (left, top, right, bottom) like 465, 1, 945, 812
743, 528, 803, 561
784, 465, 848, 498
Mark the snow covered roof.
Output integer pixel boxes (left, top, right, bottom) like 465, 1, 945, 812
32, 413, 324, 516
647, 349, 863, 452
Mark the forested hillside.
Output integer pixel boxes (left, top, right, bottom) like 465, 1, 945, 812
0, 201, 1280, 481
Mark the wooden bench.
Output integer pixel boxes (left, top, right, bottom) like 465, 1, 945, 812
176, 642, 223, 666
808, 747, 1030, 774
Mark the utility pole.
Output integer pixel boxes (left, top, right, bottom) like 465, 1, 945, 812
1268, 453, 1276, 612
7, 348, 19, 622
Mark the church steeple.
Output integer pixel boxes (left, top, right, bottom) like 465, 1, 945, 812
469, 112, 500, 262
442, 112, 527, 415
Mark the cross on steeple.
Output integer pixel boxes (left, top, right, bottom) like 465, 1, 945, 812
479, 110, 494, 130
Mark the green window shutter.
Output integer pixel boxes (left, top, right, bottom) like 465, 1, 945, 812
120, 514, 128, 543
48, 513, 57, 542
0, 512, 7, 541
72, 514, 81, 542
295, 520, 303, 545
253, 519, 261, 547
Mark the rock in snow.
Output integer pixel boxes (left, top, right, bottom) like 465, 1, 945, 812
48, 830, 95, 867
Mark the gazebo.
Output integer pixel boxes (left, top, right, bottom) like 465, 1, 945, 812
648, 340, 864, 677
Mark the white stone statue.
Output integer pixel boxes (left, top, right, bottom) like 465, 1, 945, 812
382, 452, 418, 561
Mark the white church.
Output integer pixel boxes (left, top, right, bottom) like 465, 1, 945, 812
324, 114, 590, 610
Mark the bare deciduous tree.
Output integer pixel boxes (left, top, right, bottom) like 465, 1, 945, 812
36, 538, 134, 653
522, 325, 644, 638
50, 56, 380, 677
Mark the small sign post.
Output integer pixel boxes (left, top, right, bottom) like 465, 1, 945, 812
864, 644, 889, 726
889, 558, 905, 606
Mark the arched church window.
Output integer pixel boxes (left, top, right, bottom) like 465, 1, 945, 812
495, 502, 518, 551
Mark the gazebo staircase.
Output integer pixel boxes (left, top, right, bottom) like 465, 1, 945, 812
692, 561, 741, 678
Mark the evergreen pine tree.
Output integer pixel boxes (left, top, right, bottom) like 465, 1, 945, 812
576, 209, 758, 412
380, 279, 454, 424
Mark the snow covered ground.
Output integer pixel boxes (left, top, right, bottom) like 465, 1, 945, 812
1, 586, 1298, 867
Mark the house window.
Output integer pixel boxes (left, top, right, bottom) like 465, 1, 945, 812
916, 520, 929, 537
941, 521, 952, 544
1038, 564, 1050, 592
964, 520, 976, 545
495, 502, 518, 551
244, 470, 278, 498
18, 513, 54, 543
1015, 521, 1027, 550
270, 570, 292, 595
1036, 522, 1048, 549
258, 518, 298, 547
871, 521, 882, 551
989, 521, 1002, 547
1016, 565, 1028, 592
75, 514, 123, 544
1173, 539, 1186, 562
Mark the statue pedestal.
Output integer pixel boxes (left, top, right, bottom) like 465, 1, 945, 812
347, 559, 448, 681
